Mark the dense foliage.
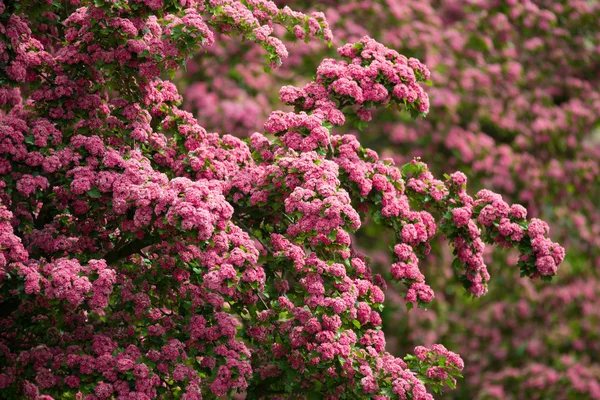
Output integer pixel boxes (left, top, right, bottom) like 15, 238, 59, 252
0, 0, 578, 399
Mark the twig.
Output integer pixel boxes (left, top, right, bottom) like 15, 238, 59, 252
232, 216, 274, 252
103, 236, 155, 264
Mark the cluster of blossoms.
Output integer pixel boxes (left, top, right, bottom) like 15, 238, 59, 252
279, 37, 430, 124
0, 1, 565, 399
401, 164, 565, 297
409, 344, 464, 391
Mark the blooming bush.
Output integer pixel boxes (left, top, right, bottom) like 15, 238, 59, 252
0, 1, 566, 399
195, 1, 599, 399
174, 0, 600, 397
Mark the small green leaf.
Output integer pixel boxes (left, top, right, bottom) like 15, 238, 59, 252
86, 187, 102, 198
373, 210, 383, 224
452, 258, 462, 270
314, 380, 323, 392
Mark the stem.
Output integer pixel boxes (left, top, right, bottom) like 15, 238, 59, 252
233, 216, 274, 252
34, 202, 54, 230
103, 236, 155, 264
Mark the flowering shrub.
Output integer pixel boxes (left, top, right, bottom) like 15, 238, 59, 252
174, 1, 600, 397
0, 1, 565, 399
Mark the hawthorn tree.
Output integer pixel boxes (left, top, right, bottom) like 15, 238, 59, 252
173, 1, 600, 397
0, 1, 565, 399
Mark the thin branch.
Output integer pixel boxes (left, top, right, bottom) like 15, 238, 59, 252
256, 293, 269, 310
103, 236, 155, 264
232, 216, 273, 252
34, 202, 54, 230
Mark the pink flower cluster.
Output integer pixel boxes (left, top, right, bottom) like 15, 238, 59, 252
265, 110, 334, 151
0, 204, 28, 272
392, 244, 434, 304
17, 258, 116, 310
279, 36, 430, 124
412, 344, 464, 388
402, 162, 565, 297
208, 0, 332, 67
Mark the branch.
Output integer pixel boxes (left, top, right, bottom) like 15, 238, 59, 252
34, 202, 54, 230
103, 236, 155, 264
232, 215, 274, 253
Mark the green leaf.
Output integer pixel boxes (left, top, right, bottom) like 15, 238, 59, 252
278, 311, 292, 322
356, 120, 368, 131
307, 391, 321, 400
86, 187, 102, 198
314, 380, 323, 392
373, 210, 383, 225
401, 162, 423, 177
452, 258, 462, 270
